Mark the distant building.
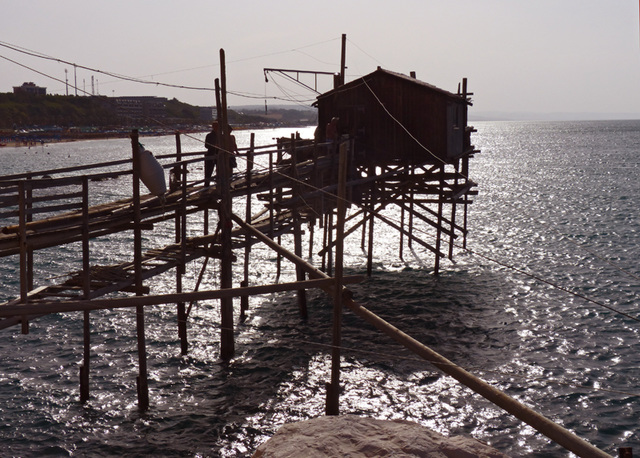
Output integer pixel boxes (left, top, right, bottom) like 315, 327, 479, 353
13, 82, 46, 95
200, 106, 217, 122
114, 96, 167, 123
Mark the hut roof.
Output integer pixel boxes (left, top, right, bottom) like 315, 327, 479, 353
316, 67, 472, 105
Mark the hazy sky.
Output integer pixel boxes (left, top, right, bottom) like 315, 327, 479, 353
2, 0, 639, 118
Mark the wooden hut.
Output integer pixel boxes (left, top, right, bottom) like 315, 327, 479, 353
315, 67, 472, 165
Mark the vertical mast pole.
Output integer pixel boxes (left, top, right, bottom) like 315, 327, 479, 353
340, 33, 347, 86
131, 130, 149, 410
175, 132, 188, 355
218, 50, 235, 361
326, 139, 348, 415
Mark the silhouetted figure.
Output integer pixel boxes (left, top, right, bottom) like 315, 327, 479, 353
228, 125, 238, 169
204, 121, 219, 186
326, 117, 339, 144
325, 117, 340, 154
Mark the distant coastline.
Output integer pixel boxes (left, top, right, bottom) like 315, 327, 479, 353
0, 122, 317, 149
469, 111, 640, 122
0, 128, 207, 148
0, 93, 318, 148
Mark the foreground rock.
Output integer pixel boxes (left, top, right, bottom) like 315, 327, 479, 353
253, 415, 509, 457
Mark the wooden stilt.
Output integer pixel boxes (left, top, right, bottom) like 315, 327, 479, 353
461, 78, 470, 251
462, 156, 469, 250
408, 165, 415, 250
290, 134, 308, 320
326, 140, 348, 415
399, 164, 406, 261
82, 177, 90, 298
175, 132, 188, 355
241, 133, 255, 322
327, 211, 334, 277
26, 177, 33, 293
449, 161, 459, 260
308, 220, 315, 259
275, 141, 284, 281
80, 176, 90, 402
217, 51, 234, 362
434, 164, 444, 275
321, 211, 329, 272
361, 205, 367, 251
18, 181, 27, 304
268, 146, 282, 280
366, 166, 375, 277
268, 149, 275, 239
131, 130, 149, 410
18, 181, 29, 334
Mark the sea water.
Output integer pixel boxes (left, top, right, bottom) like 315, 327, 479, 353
0, 121, 638, 456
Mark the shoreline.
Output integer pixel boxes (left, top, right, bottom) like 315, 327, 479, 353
0, 124, 315, 149
0, 130, 208, 149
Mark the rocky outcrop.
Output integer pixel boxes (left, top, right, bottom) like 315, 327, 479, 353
253, 415, 509, 457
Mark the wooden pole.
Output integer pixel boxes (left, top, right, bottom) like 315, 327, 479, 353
269, 148, 275, 241
217, 50, 234, 362
366, 165, 375, 277
18, 181, 27, 304
340, 33, 347, 87
80, 176, 90, 402
175, 132, 188, 354
308, 221, 315, 260
290, 134, 308, 320
449, 162, 458, 260
434, 165, 444, 275
326, 140, 348, 415
131, 130, 149, 410
241, 133, 255, 322
309, 139, 319, 259
462, 156, 470, 250
361, 197, 367, 251
408, 164, 415, 250
82, 177, 90, 298
461, 78, 470, 251
26, 176, 33, 293
18, 181, 29, 334
327, 211, 334, 277
399, 163, 406, 261
321, 211, 328, 272
0, 277, 366, 318
276, 140, 283, 281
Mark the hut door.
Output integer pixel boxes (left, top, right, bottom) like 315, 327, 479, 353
446, 103, 463, 160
